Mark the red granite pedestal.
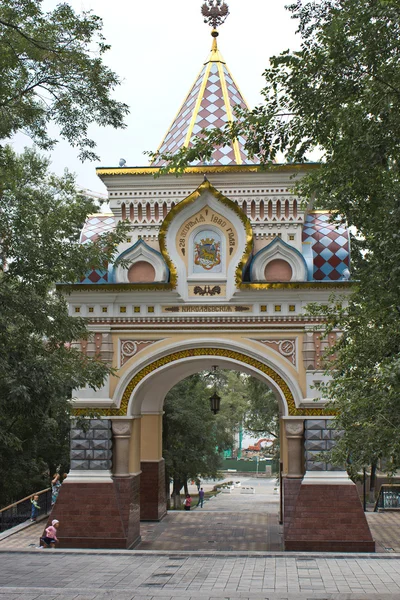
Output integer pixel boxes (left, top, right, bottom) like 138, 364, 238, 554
284, 478, 375, 552
140, 459, 167, 521
47, 475, 141, 549
283, 478, 302, 539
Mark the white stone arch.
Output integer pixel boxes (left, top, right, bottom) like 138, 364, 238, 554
111, 239, 169, 283
250, 237, 307, 282
111, 338, 304, 418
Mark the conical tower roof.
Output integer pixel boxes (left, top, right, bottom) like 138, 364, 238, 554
152, 33, 255, 167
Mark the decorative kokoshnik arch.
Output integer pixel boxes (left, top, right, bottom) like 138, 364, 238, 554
74, 347, 334, 417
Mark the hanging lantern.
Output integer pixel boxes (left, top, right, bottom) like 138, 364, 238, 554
209, 390, 221, 415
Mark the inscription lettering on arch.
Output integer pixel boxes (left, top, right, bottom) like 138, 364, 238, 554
177, 207, 237, 258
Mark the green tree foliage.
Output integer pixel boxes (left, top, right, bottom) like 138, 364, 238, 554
0, 147, 129, 506
0, 0, 128, 160
163, 374, 233, 507
0, 1, 128, 505
243, 378, 280, 459
153, 0, 400, 473
217, 370, 248, 434
163, 371, 280, 506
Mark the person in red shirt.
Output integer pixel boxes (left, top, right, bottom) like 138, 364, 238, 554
183, 494, 192, 511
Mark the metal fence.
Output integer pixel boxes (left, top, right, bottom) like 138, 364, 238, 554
374, 485, 400, 511
0, 488, 51, 533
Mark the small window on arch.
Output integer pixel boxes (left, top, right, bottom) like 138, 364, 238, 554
264, 259, 292, 282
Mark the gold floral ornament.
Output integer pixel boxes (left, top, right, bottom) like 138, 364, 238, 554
73, 347, 335, 418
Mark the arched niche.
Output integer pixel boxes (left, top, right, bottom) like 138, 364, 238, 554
111, 239, 169, 284
159, 180, 253, 300
250, 237, 307, 282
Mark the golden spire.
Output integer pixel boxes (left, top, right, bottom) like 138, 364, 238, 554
206, 29, 225, 64
201, 2, 229, 63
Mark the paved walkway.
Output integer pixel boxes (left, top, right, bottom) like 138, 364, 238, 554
138, 478, 282, 551
2, 551, 400, 598
3, 478, 400, 598
366, 512, 400, 553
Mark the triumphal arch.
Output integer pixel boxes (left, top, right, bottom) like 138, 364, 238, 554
54, 10, 374, 552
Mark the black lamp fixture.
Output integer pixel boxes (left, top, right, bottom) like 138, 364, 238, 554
209, 365, 221, 415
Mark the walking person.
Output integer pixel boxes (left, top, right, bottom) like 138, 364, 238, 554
40, 519, 60, 548
183, 493, 192, 511
51, 473, 61, 506
197, 487, 205, 508
30, 495, 40, 522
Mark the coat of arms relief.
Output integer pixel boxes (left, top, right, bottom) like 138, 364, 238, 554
193, 230, 222, 273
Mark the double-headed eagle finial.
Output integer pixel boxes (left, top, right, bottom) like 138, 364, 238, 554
201, 0, 230, 30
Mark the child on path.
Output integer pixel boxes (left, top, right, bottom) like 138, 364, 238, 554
30, 495, 40, 522
183, 494, 192, 511
197, 487, 205, 508
40, 519, 59, 548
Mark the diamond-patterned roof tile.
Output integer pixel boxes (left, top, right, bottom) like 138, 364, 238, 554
302, 212, 350, 281
80, 214, 115, 244
152, 35, 253, 167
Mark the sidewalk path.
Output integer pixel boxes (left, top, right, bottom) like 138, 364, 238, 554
366, 512, 400, 553
139, 477, 282, 551
3, 478, 400, 598
2, 551, 400, 598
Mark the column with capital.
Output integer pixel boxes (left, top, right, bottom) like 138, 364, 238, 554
111, 418, 141, 548
284, 420, 305, 478
282, 419, 305, 541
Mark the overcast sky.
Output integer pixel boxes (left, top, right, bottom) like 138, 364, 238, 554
12, 0, 300, 196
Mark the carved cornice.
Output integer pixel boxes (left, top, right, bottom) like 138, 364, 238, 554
96, 164, 321, 177
57, 280, 352, 292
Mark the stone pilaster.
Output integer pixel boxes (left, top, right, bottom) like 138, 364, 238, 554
140, 460, 167, 521
140, 413, 167, 521
284, 420, 305, 478
111, 419, 133, 477
302, 330, 316, 371
100, 331, 114, 363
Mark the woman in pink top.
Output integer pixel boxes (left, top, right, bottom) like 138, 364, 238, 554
40, 519, 59, 548
183, 494, 192, 511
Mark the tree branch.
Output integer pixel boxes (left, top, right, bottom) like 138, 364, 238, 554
0, 18, 61, 54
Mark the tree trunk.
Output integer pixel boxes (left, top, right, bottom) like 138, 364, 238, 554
183, 478, 188, 496
172, 478, 183, 509
369, 461, 377, 504
165, 465, 171, 510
